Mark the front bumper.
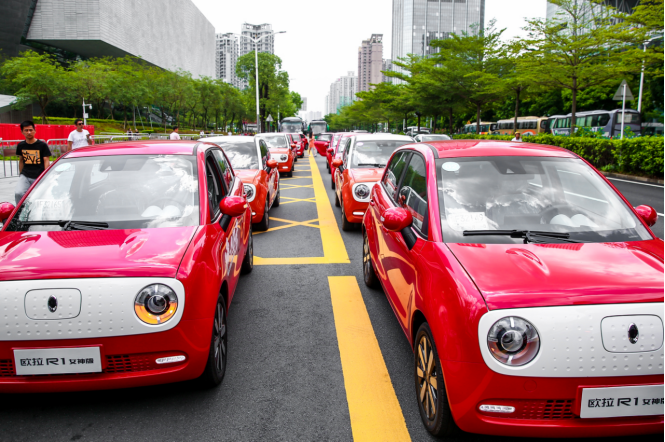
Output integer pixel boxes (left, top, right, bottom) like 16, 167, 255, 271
276, 157, 293, 174
444, 359, 663, 437
0, 318, 212, 393
343, 198, 368, 223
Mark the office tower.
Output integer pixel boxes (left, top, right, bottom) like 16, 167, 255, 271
215, 33, 239, 87
358, 34, 384, 92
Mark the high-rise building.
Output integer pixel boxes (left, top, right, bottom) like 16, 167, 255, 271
358, 35, 384, 92
382, 59, 393, 83
3, 0, 215, 78
391, 0, 485, 63
216, 33, 239, 87
301, 97, 308, 112
327, 72, 358, 115
237, 23, 275, 89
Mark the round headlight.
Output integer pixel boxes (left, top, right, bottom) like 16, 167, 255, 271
243, 184, 255, 202
487, 317, 539, 366
134, 284, 178, 324
354, 184, 371, 200
280, 154, 288, 162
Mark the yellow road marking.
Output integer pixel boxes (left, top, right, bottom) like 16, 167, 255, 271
252, 217, 320, 236
280, 176, 313, 181
328, 276, 411, 442
279, 196, 316, 205
280, 183, 314, 190
255, 155, 349, 265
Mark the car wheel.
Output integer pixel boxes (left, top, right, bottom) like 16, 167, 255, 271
241, 224, 253, 274
362, 229, 379, 288
340, 198, 353, 231
414, 323, 457, 437
331, 176, 335, 190
199, 297, 228, 388
273, 188, 280, 207
254, 199, 270, 231
334, 190, 340, 207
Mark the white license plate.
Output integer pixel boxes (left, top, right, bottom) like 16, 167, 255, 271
14, 347, 102, 376
580, 385, 664, 418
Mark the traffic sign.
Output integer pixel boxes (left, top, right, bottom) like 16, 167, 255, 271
266, 114, 274, 122
613, 80, 634, 101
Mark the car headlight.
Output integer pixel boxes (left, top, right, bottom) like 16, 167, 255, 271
134, 284, 178, 324
243, 184, 256, 202
487, 317, 539, 366
354, 184, 371, 200
280, 154, 288, 162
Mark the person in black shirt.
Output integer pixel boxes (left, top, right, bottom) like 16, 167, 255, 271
14, 120, 52, 204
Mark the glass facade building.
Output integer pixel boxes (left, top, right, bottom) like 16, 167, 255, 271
392, 0, 485, 64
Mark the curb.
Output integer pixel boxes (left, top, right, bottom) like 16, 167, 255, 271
601, 171, 664, 185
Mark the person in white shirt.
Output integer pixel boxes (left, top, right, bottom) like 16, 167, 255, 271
67, 119, 91, 150
511, 132, 523, 142
170, 127, 181, 140
199, 130, 205, 138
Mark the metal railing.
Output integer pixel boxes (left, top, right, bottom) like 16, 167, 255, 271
0, 140, 24, 178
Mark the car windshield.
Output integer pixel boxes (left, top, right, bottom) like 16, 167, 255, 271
261, 135, 288, 148
281, 123, 301, 132
350, 140, 410, 168
215, 140, 259, 170
437, 156, 651, 244
5, 155, 199, 231
421, 135, 451, 142
310, 123, 327, 134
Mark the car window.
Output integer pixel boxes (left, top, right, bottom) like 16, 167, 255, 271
211, 149, 233, 193
262, 135, 288, 148
342, 139, 352, 165
259, 140, 269, 168
383, 151, 410, 201
398, 154, 428, 237
350, 140, 410, 169
205, 155, 223, 220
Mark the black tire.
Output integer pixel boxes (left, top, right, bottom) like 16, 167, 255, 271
331, 176, 335, 190
198, 297, 228, 388
254, 199, 270, 231
340, 198, 354, 231
362, 229, 379, 288
334, 191, 340, 207
241, 224, 253, 274
414, 323, 457, 437
273, 188, 280, 207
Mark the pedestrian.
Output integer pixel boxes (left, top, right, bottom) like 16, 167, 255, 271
211, 130, 215, 136
308, 133, 315, 156
67, 118, 91, 151
15, 120, 52, 204
199, 129, 205, 138
228, 131, 232, 136
511, 132, 523, 142
170, 126, 181, 140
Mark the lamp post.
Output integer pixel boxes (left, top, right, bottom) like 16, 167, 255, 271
637, 36, 661, 113
239, 30, 286, 133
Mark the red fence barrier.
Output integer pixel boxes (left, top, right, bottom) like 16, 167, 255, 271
0, 123, 95, 141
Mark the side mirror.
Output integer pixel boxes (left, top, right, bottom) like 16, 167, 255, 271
382, 207, 413, 232
332, 159, 343, 168
0, 202, 15, 221
327, 148, 334, 154
266, 159, 278, 169
635, 205, 658, 227
291, 143, 297, 148
219, 196, 247, 218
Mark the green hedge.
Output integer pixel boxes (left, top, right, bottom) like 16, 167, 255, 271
452, 134, 664, 178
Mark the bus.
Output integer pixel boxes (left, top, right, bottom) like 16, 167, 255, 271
462, 122, 496, 135
550, 109, 641, 137
496, 116, 549, 136
308, 120, 329, 135
279, 117, 306, 133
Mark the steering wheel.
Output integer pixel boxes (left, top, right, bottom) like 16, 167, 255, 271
539, 205, 577, 224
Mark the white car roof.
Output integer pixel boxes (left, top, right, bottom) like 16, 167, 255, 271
203, 135, 255, 143
351, 134, 413, 143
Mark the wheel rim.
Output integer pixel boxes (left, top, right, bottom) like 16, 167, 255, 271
416, 335, 438, 420
265, 200, 270, 229
363, 233, 372, 279
213, 302, 227, 374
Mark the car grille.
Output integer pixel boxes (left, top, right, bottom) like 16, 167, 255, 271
513, 399, 575, 420
105, 354, 153, 373
0, 359, 14, 377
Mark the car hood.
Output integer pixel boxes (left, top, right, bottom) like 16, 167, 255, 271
0, 226, 198, 281
447, 240, 664, 310
235, 169, 260, 183
350, 168, 384, 183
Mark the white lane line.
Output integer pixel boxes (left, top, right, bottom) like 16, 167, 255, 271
607, 177, 664, 188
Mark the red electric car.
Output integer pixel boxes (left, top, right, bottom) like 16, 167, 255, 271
313, 133, 334, 156
0, 140, 254, 393
362, 139, 664, 438
325, 133, 343, 174
333, 134, 413, 231
260, 133, 295, 177
206, 136, 279, 231
287, 133, 305, 158
329, 133, 353, 188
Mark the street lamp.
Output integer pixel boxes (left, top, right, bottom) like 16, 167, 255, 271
240, 30, 286, 133
637, 35, 662, 113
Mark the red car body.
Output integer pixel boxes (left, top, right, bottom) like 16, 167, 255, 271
287, 133, 305, 158
330, 133, 352, 182
0, 141, 252, 392
363, 140, 664, 437
314, 133, 333, 157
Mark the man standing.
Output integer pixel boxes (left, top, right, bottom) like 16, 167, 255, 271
15, 121, 52, 204
199, 129, 205, 138
67, 119, 91, 150
511, 132, 523, 142
169, 127, 181, 140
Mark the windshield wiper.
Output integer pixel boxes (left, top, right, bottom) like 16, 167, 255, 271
20, 220, 109, 231
357, 163, 386, 167
463, 230, 584, 244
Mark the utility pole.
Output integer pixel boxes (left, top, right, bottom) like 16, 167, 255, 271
82, 99, 92, 126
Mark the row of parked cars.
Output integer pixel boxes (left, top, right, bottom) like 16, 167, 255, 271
0, 131, 662, 438
311, 131, 664, 438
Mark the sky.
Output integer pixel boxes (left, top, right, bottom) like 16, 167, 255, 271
191, 0, 547, 116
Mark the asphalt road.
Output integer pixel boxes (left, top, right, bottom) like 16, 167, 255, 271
0, 156, 662, 442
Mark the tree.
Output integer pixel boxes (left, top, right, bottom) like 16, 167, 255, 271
517, 0, 645, 133
1, 50, 66, 123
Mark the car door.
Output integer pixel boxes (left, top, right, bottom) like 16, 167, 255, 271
374, 152, 430, 329
336, 138, 353, 198
203, 152, 231, 289
259, 139, 278, 206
